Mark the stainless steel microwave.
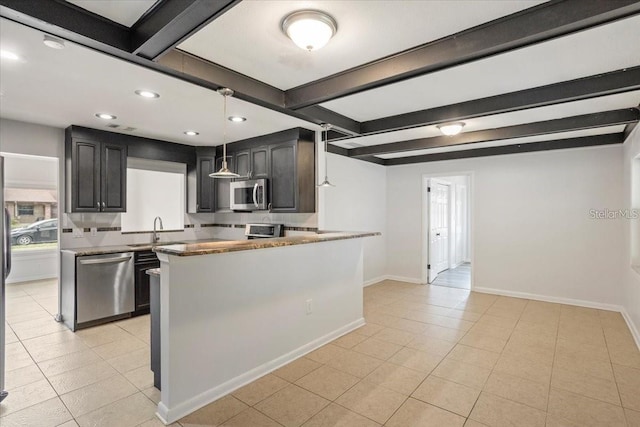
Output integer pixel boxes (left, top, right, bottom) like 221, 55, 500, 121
230, 179, 268, 211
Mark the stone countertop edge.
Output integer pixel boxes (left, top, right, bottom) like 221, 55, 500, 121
60, 238, 231, 257
153, 231, 381, 257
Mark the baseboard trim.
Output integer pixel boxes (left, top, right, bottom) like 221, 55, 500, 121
621, 308, 640, 351
6, 273, 57, 284
363, 276, 387, 287
384, 275, 423, 284
473, 286, 622, 312
157, 317, 366, 424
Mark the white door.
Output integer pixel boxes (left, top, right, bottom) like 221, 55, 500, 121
428, 181, 450, 283
455, 184, 468, 265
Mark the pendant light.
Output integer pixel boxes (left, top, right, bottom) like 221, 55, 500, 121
210, 88, 240, 179
317, 123, 335, 188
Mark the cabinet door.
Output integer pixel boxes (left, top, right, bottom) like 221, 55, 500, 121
251, 146, 269, 179
196, 156, 215, 212
72, 139, 101, 212
215, 156, 234, 212
234, 150, 250, 178
101, 142, 127, 212
269, 142, 297, 212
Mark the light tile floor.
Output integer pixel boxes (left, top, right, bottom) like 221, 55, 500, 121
432, 263, 471, 290
3, 278, 640, 426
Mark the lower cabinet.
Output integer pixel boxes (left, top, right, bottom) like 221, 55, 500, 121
133, 251, 159, 315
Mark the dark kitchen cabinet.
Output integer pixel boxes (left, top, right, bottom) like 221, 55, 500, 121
234, 146, 269, 180
133, 251, 159, 316
196, 149, 216, 213
214, 155, 234, 212
269, 139, 315, 213
65, 131, 127, 213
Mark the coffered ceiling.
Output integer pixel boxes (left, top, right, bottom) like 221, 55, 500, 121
0, 0, 639, 165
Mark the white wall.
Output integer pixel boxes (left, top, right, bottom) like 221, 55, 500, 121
622, 126, 640, 345
321, 153, 387, 285
1, 118, 64, 283
387, 144, 624, 307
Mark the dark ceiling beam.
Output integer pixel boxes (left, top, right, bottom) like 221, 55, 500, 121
131, 0, 240, 60
384, 133, 624, 166
359, 66, 640, 136
296, 106, 361, 135
284, 0, 640, 109
350, 108, 640, 157
326, 144, 385, 165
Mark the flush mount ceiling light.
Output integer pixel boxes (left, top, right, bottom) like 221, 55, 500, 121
0, 50, 19, 60
228, 116, 246, 123
317, 123, 336, 188
95, 113, 117, 120
210, 88, 240, 179
135, 89, 160, 99
43, 35, 65, 49
184, 130, 199, 136
437, 122, 466, 136
282, 10, 337, 51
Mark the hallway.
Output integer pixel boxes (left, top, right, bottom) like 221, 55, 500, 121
432, 263, 471, 290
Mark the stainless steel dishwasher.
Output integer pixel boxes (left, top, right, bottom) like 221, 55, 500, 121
76, 252, 134, 324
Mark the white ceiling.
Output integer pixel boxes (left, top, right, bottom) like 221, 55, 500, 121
178, 0, 544, 90
322, 14, 640, 121
65, 0, 157, 27
0, 1, 638, 160
330, 91, 640, 149
0, 18, 315, 147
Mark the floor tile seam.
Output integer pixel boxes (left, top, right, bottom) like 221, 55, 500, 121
248, 382, 332, 426
409, 381, 481, 419
63, 382, 140, 420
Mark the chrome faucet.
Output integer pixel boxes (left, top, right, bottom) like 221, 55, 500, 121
153, 216, 163, 243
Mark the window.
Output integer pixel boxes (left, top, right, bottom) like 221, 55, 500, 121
17, 204, 34, 215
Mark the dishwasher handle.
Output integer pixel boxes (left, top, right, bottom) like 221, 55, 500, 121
79, 255, 132, 265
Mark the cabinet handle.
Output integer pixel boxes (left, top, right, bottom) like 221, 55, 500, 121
96, 202, 100, 209
268, 202, 272, 212
101, 202, 105, 210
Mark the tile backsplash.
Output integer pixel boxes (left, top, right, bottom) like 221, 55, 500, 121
60, 212, 318, 249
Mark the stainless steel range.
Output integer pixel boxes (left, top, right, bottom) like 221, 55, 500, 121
244, 223, 284, 239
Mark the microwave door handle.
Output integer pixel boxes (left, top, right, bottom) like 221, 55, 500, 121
253, 183, 259, 208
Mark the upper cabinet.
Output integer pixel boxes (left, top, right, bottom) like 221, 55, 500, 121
65, 127, 127, 213
215, 128, 315, 213
195, 147, 216, 213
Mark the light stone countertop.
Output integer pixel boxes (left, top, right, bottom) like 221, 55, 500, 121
152, 231, 381, 257
60, 238, 231, 257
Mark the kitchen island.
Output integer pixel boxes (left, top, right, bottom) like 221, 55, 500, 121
152, 231, 378, 424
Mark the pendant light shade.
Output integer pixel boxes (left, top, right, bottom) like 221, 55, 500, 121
210, 88, 240, 179
317, 123, 335, 188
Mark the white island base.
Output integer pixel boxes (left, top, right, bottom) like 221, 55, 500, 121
154, 236, 367, 424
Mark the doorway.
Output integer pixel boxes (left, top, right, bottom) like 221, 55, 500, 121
423, 174, 472, 289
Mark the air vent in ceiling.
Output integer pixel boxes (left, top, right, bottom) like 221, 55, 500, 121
106, 123, 120, 128
122, 127, 136, 132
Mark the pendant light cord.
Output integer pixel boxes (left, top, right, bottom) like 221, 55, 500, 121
222, 92, 228, 169
324, 124, 329, 179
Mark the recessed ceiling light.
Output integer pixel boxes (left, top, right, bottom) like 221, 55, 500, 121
437, 122, 465, 136
95, 113, 117, 120
0, 50, 19, 61
228, 116, 246, 123
43, 35, 65, 49
184, 130, 199, 136
282, 10, 337, 51
135, 90, 160, 99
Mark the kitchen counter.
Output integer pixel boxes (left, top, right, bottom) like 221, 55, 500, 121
61, 238, 230, 256
153, 231, 380, 257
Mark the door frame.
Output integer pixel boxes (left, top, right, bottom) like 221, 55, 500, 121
421, 171, 475, 288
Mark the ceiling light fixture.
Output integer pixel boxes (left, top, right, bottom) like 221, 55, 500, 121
95, 113, 117, 120
184, 130, 199, 136
228, 116, 246, 123
135, 90, 160, 99
282, 10, 337, 51
43, 35, 65, 49
0, 50, 19, 61
210, 88, 240, 179
437, 122, 465, 136
317, 123, 335, 188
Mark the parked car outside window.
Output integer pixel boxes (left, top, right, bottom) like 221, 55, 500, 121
11, 218, 58, 245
